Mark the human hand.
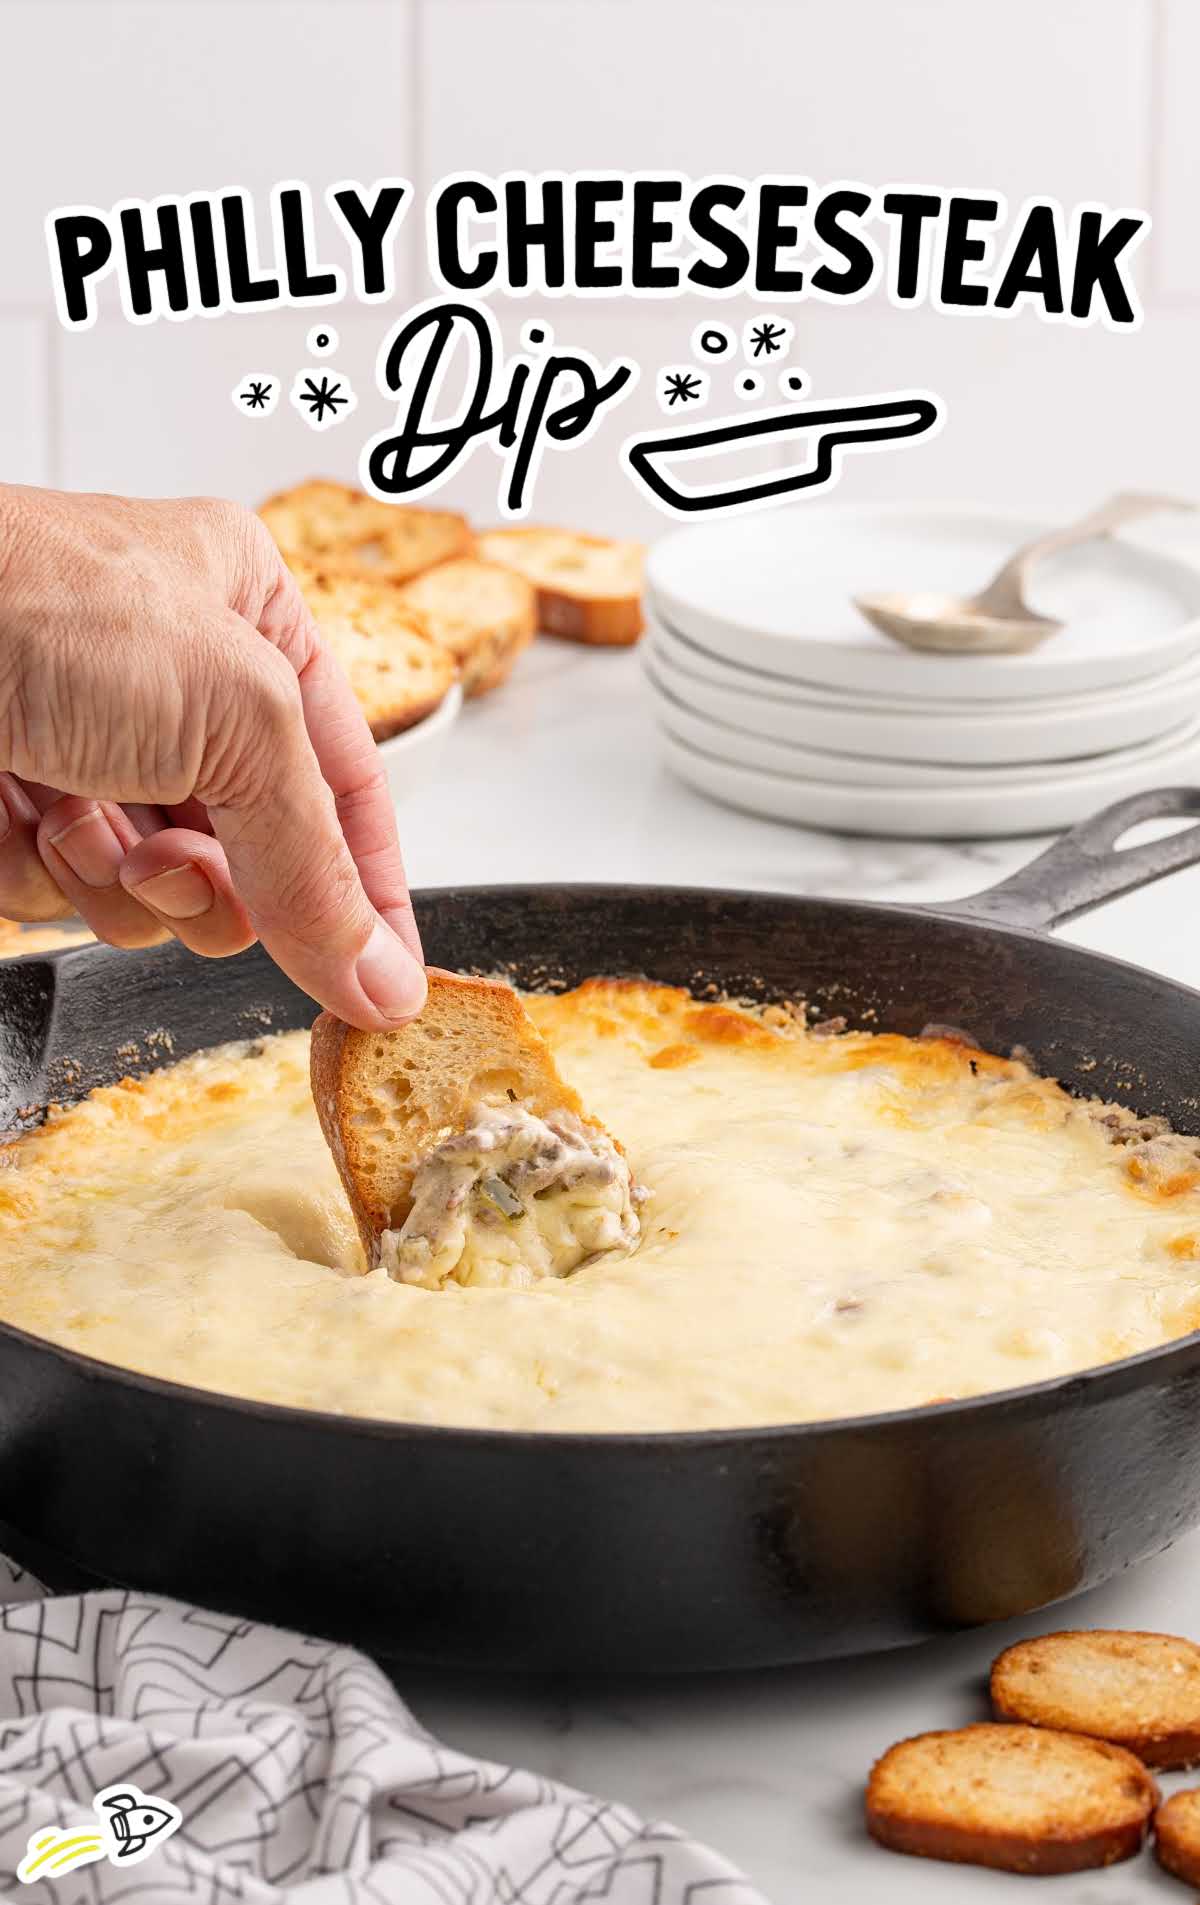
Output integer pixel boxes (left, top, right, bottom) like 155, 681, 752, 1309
0, 483, 427, 1028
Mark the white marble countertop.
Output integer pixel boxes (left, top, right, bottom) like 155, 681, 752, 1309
396, 638, 1200, 1903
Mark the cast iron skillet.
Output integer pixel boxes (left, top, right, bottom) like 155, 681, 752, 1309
3, 789, 1200, 1672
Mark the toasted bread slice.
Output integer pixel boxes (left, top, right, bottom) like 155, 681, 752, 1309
311, 970, 639, 1287
261, 479, 471, 586
474, 527, 644, 646
1155, 1788, 1200, 1886
991, 1630, 1200, 1770
866, 1723, 1157, 1875
289, 559, 457, 740
397, 557, 536, 697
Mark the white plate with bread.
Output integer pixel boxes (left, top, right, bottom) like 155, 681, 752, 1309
257, 480, 645, 806
261, 481, 644, 692
375, 678, 463, 806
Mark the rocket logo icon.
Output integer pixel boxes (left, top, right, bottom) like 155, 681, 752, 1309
97, 1788, 182, 1861
16, 1782, 183, 1883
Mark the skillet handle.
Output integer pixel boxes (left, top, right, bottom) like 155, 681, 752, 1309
929, 788, 1200, 931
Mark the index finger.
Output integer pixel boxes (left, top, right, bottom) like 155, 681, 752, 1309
203, 626, 426, 1028
258, 563, 423, 964
295, 638, 423, 963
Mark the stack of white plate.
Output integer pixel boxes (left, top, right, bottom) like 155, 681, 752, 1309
644, 505, 1200, 837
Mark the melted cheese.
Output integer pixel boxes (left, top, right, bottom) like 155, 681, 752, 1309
2, 980, 1200, 1432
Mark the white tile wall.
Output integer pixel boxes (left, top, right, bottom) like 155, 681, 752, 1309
779, 300, 1200, 515
1155, 0, 1200, 300
2, 319, 51, 487
421, 0, 1149, 207
1, 0, 1193, 527
56, 308, 399, 503
4, 2, 416, 302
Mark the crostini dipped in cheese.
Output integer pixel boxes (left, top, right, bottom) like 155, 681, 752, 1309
310, 969, 643, 1290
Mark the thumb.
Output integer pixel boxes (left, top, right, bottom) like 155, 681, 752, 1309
202, 631, 426, 1028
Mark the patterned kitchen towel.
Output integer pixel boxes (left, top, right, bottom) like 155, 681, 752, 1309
0, 1557, 766, 1903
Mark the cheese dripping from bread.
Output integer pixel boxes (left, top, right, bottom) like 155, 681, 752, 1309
310, 969, 644, 1291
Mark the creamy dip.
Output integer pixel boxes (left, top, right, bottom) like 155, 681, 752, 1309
2, 979, 1200, 1432
381, 1104, 642, 1289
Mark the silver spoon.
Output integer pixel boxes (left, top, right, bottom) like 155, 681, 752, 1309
855, 492, 1195, 655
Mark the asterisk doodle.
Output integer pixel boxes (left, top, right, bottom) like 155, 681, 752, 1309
664, 370, 703, 406
749, 320, 787, 358
231, 372, 279, 418
289, 367, 358, 431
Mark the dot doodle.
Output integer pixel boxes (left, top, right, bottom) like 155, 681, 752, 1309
691, 319, 735, 361
306, 325, 338, 355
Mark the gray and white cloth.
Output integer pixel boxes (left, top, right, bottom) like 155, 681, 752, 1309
0, 1557, 766, 1903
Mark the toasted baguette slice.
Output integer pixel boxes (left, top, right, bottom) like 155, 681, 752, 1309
866, 1723, 1157, 1875
474, 527, 644, 646
397, 557, 536, 697
1155, 1789, 1200, 1886
991, 1630, 1200, 1770
289, 559, 457, 740
311, 970, 625, 1277
261, 479, 471, 586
